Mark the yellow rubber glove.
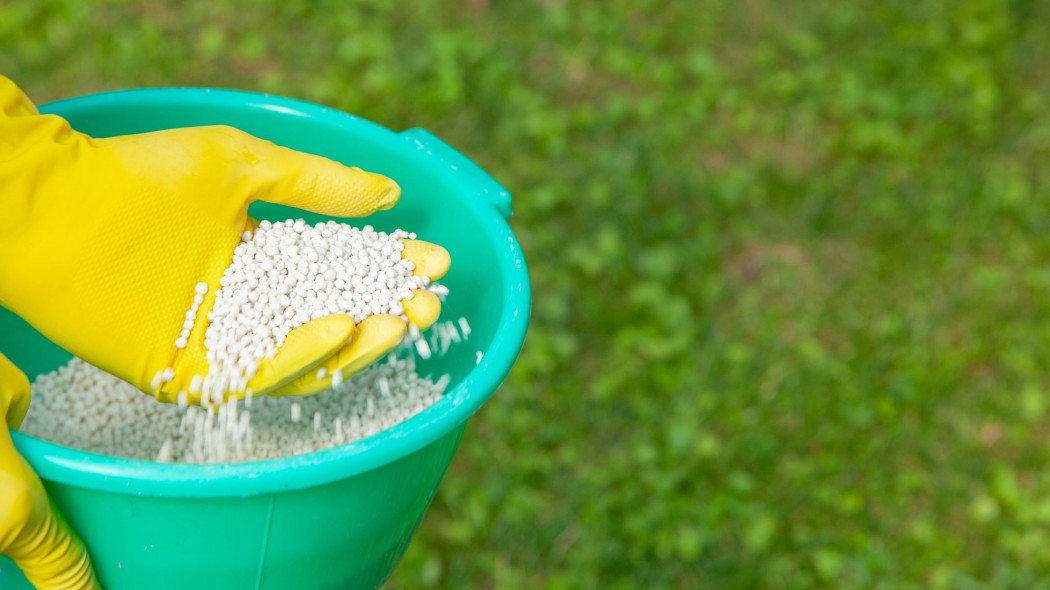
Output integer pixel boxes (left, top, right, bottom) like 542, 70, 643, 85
0, 353, 99, 590
0, 75, 449, 404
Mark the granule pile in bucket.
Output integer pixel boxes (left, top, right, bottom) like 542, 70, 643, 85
22, 351, 448, 463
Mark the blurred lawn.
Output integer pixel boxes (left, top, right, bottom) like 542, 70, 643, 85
6, 0, 1050, 587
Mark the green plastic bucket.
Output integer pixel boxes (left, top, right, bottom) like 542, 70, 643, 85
0, 88, 530, 589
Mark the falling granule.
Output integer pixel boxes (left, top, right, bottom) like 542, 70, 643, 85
435, 374, 451, 392
403, 319, 467, 362
429, 284, 450, 301
414, 333, 432, 359
155, 438, 173, 463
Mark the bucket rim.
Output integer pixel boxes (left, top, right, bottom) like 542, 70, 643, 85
10, 87, 531, 497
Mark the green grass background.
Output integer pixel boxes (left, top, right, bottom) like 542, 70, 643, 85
6, 0, 1050, 587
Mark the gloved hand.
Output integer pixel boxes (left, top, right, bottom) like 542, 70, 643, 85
0, 352, 98, 589
0, 75, 450, 404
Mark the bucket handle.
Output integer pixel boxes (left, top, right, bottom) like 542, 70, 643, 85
399, 128, 512, 218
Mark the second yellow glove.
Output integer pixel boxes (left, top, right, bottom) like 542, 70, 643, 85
0, 352, 99, 590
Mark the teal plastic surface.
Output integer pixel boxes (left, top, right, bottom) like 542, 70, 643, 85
0, 88, 530, 589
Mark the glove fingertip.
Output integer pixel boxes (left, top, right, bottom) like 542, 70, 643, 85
403, 290, 441, 331
261, 145, 401, 218
269, 314, 406, 398
249, 314, 356, 396
401, 240, 451, 280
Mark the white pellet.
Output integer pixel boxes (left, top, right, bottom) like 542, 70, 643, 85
414, 337, 432, 359
150, 370, 164, 390
429, 284, 449, 301
155, 438, 173, 463
435, 374, 451, 393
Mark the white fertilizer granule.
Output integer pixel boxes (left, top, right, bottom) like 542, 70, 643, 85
22, 353, 446, 463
